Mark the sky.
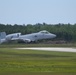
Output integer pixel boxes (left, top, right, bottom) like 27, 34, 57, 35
0, 0, 76, 25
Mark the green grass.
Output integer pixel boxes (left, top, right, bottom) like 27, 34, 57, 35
0, 46, 76, 75
0, 43, 76, 48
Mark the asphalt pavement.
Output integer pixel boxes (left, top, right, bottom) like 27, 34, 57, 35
16, 47, 76, 52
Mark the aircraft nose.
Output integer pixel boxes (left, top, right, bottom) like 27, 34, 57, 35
50, 34, 56, 38
53, 34, 56, 38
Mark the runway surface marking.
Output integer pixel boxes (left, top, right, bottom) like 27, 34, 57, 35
16, 47, 76, 52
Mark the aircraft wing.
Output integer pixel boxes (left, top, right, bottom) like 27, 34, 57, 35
11, 38, 31, 43
11, 38, 19, 40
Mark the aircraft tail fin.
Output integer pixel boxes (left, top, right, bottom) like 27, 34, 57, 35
0, 32, 6, 39
0, 32, 6, 44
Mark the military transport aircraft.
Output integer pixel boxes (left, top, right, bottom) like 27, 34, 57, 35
0, 30, 56, 44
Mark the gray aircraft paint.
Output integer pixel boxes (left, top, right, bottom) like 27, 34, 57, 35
19, 30, 56, 42
0, 30, 56, 44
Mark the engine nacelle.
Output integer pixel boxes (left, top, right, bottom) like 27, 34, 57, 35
6, 33, 21, 40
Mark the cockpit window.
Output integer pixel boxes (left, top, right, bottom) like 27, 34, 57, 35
39, 30, 49, 34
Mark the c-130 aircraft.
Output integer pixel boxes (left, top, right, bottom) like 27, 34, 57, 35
0, 30, 56, 44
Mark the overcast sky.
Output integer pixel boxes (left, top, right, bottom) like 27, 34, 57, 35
0, 0, 76, 25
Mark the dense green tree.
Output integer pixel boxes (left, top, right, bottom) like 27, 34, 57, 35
0, 23, 76, 42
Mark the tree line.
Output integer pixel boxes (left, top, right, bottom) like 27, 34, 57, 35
0, 23, 76, 42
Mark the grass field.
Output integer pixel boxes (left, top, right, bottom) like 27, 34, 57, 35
0, 44, 76, 75
0, 43, 76, 48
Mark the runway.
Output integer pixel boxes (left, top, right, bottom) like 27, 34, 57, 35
16, 47, 76, 52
